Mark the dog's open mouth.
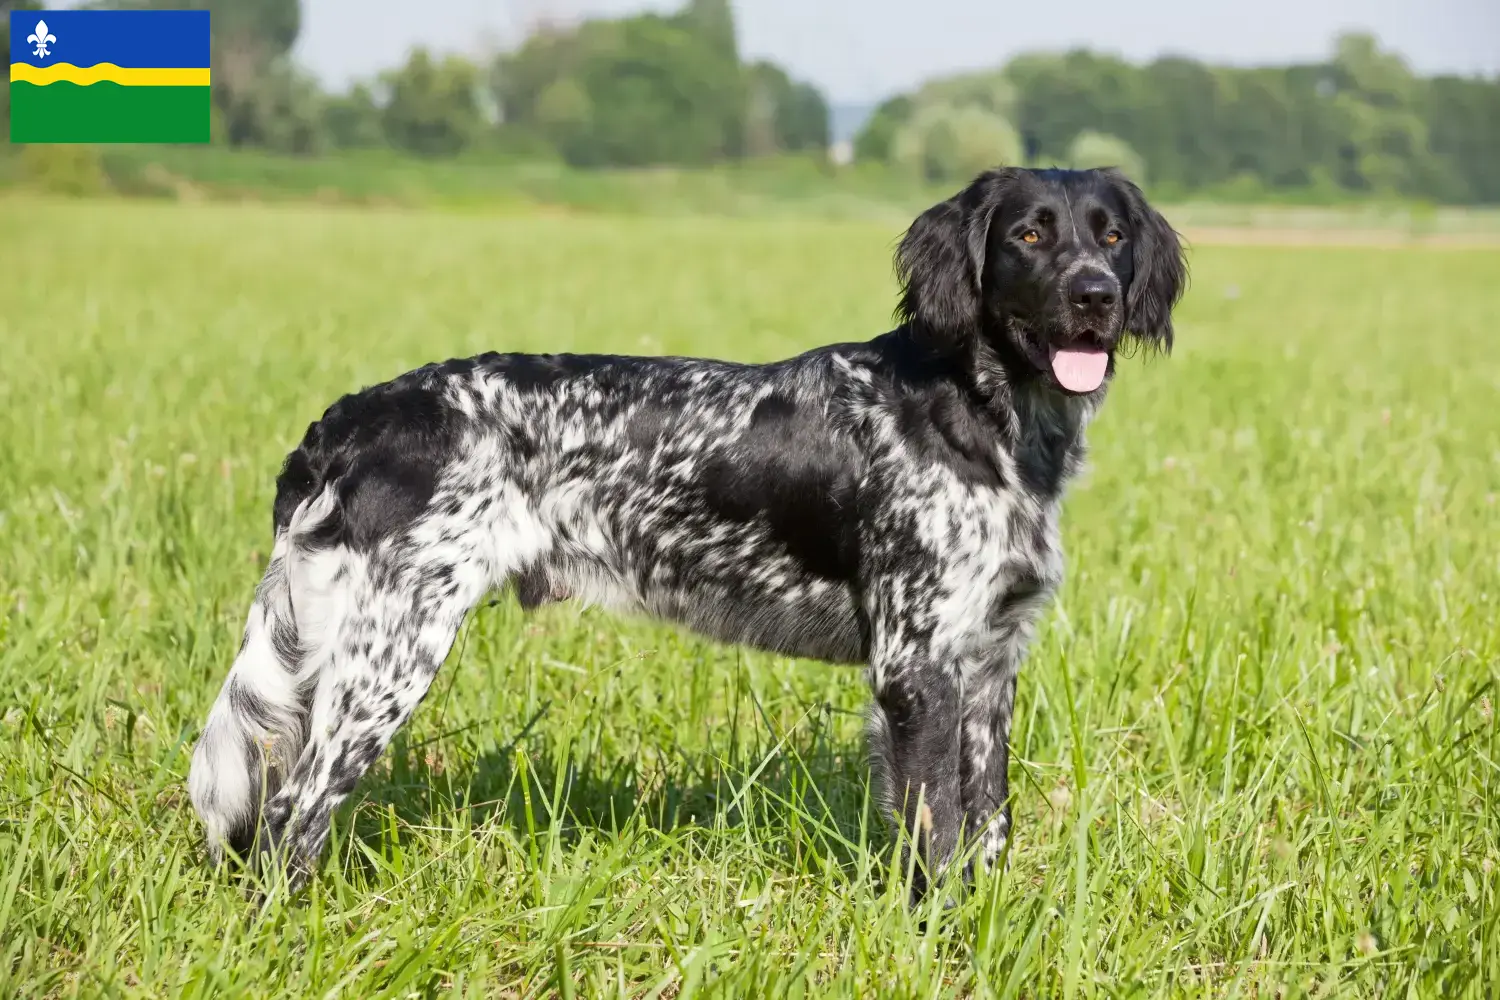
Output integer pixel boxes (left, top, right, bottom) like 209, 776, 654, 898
1048, 338, 1109, 393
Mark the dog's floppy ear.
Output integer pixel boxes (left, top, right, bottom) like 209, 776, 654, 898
1105, 169, 1187, 351
895, 169, 1015, 351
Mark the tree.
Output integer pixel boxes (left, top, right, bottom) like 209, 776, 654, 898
853, 95, 913, 163
777, 80, 830, 153
744, 61, 829, 155
1006, 51, 1143, 165
1323, 33, 1430, 194
323, 84, 384, 150
205, 0, 304, 148
852, 69, 1015, 167
492, 23, 588, 130
492, 0, 834, 167
678, 0, 736, 62
381, 49, 485, 158
569, 15, 743, 165
1425, 75, 1500, 203
1218, 70, 1303, 187
915, 70, 1017, 119
893, 104, 1023, 182
221, 61, 325, 154
495, 6, 749, 167
855, 31, 1500, 204
1067, 131, 1146, 185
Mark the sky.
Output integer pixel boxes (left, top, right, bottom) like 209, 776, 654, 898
295, 0, 1500, 105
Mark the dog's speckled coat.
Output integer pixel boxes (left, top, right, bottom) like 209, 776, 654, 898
188, 167, 1185, 899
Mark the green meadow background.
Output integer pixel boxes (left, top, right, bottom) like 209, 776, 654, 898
0, 190, 1497, 997
3, 0, 1499, 995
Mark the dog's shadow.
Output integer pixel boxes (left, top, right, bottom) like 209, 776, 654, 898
342, 703, 885, 875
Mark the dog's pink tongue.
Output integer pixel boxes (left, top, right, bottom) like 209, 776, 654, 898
1050, 348, 1108, 393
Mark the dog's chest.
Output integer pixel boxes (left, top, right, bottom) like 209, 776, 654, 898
910, 462, 1065, 652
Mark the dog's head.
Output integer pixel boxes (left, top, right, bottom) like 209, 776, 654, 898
896, 167, 1186, 396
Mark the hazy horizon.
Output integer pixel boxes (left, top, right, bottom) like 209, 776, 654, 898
296, 0, 1500, 104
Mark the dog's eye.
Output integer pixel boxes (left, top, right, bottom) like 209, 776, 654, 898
1021, 229, 1040, 244
1104, 230, 1122, 245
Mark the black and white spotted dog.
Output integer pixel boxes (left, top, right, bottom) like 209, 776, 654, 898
189, 166, 1185, 897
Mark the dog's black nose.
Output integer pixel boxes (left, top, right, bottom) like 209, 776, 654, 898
1069, 273, 1117, 312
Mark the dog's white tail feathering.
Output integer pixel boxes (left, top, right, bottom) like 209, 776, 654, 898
188, 488, 346, 860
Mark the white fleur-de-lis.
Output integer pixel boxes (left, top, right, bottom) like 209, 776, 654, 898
27, 20, 57, 59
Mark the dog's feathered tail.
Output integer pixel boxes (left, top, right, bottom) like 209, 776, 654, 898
187, 530, 304, 860
187, 481, 345, 862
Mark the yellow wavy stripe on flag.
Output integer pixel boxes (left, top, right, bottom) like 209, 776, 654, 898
9, 63, 210, 87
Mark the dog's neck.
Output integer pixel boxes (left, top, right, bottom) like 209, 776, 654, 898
965, 334, 1098, 426
964, 332, 1099, 500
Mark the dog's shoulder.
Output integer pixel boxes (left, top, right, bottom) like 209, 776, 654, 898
805, 330, 1009, 491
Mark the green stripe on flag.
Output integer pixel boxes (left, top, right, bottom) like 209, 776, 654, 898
9, 81, 209, 143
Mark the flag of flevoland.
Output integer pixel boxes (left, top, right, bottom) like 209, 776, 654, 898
9, 9, 210, 143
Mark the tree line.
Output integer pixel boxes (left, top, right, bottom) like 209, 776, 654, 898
4, 0, 1497, 204
1, 0, 831, 165
855, 33, 1500, 204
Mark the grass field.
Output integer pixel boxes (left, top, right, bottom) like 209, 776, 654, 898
11, 145, 1500, 239
1, 196, 1497, 998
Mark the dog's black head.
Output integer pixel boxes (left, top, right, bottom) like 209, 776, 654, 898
896, 167, 1186, 396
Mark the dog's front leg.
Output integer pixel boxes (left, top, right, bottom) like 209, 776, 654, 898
958, 656, 1019, 875
866, 638, 965, 903
959, 596, 1048, 877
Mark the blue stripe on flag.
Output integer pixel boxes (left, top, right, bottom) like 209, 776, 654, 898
9, 10, 210, 70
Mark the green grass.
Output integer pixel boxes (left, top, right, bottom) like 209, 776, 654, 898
10, 145, 1500, 235
29, 145, 949, 221
1, 195, 1497, 998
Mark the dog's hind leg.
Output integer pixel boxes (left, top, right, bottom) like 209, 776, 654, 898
254, 496, 504, 885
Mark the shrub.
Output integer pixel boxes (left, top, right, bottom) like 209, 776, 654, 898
1066, 131, 1147, 186
893, 104, 1024, 183
17, 144, 108, 196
